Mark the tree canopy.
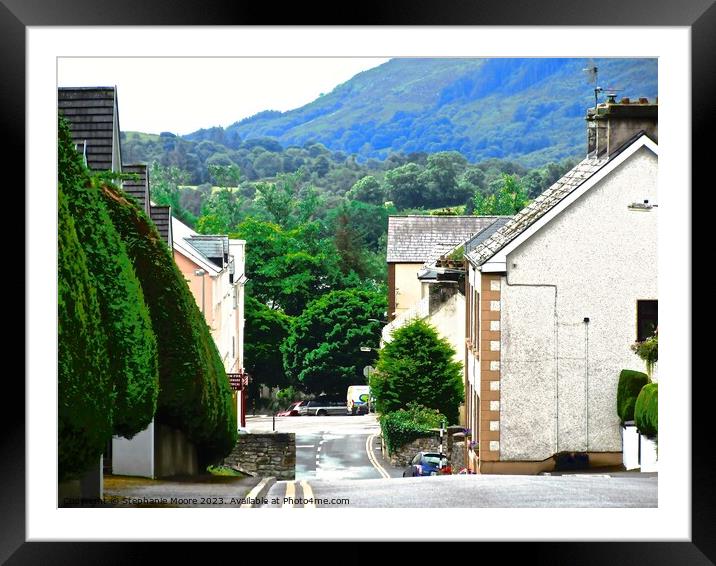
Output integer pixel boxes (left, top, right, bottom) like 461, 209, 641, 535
281, 289, 387, 396
371, 319, 464, 424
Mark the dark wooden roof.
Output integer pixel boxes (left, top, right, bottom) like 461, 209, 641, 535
121, 164, 150, 215
150, 205, 172, 247
58, 87, 120, 172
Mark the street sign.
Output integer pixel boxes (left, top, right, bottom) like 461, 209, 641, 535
363, 365, 374, 378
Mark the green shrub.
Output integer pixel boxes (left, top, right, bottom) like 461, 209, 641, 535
100, 183, 237, 465
58, 186, 113, 481
379, 403, 444, 455
635, 383, 658, 438
59, 116, 159, 439
617, 369, 650, 424
371, 319, 463, 424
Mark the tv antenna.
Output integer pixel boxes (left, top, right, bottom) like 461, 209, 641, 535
583, 60, 624, 107
582, 61, 601, 109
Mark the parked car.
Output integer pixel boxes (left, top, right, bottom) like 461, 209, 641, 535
276, 401, 304, 416
402, 452, 451, 477
297, 397, 347, 416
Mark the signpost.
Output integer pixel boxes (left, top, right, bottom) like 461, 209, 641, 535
227, 371, 250, 428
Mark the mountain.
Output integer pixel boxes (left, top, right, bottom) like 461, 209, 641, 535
186, 58, 657, 167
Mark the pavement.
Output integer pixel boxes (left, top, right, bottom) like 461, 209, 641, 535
96, 473, 262, 508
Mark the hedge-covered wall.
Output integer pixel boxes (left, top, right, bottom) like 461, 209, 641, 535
59, 117, 159, 439
100, 184, 237, 464
635, 383, 658, 439
617, 369, 650, 424
379, 403, 444, 455
58, 185, 113, 481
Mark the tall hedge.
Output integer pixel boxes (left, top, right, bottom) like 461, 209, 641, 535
617, 369, 650, 424
99, 184, 237, 464
59, 117, 159, 439
58, 186, 113, 481
635, 383, 658, 438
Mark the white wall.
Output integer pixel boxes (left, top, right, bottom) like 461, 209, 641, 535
112, 420, 154, 478
499, 147, 657, 461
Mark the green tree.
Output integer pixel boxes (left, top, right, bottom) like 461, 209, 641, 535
418, 151, 469, 207
60, 117, 159, 440
208, 163, 241, 190
58, 186, 112, 481
244, 295, 292, 390
233, 218, 345, 315
473, 173, 530, 216
282, 289, 387, 396
101, 184, 237, 466
370, 319, 463, 424
384, 162, 425, 209
347, 175, 385, 205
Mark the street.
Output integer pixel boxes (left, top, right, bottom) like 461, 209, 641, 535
263, 473, 658, 508
245, 414, 403, 481
246, 414, 657, 508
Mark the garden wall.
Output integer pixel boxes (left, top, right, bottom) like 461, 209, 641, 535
223, 433, 296, 480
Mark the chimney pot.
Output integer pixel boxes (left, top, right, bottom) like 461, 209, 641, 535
620, 97, 631, 104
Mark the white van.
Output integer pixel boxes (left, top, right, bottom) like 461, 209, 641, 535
347, 385, 371, 415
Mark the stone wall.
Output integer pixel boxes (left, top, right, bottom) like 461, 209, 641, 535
223, 433, 295, 480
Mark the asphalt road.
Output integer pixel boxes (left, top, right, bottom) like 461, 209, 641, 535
246, 414, 403, 482
264, 473, 658, 508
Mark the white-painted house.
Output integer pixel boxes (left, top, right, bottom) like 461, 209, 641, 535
463, 99, 658, 474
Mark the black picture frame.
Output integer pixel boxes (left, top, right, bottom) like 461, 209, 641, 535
8, 0, 707, 562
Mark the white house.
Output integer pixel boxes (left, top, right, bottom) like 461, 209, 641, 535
463, 98, 658, 474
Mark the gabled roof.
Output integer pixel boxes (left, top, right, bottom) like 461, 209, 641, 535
58, 87, 120, 172
466, 133, 658, 270
387, 215, 506, 263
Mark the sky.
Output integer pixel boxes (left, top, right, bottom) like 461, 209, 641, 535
58, 58, 390, 136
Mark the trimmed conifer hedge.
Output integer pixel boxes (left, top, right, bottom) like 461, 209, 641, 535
58, 186, 113, 481
100, 184, 237, 464
59, 117, 159, 439
617, 369, 649, 424
635, 383, 658, 438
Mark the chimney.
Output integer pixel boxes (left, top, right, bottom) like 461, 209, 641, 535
586, 96, 657, 158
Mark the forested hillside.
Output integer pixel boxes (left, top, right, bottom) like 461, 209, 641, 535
187, 58, 657, 166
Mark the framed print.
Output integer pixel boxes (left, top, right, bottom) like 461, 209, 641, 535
9, 0, 710, 562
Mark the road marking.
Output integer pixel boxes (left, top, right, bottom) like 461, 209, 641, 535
284, 481, 296, 508
240, 477, 273, 508
365, 434, 390, 479
301, 481, 316, 508
317, 445, 322, 452
296, 445, 315, 448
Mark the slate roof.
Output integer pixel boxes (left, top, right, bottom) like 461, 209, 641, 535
464, 217, 512, 255
58, 87, 119, 172
387, 215, 505, 263
465, 156, 609, 267
185, 235, 229, 268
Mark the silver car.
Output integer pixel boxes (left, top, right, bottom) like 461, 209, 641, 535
298, 398, 347, 416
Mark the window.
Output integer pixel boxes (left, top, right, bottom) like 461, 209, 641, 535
637, 300, 658, 342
